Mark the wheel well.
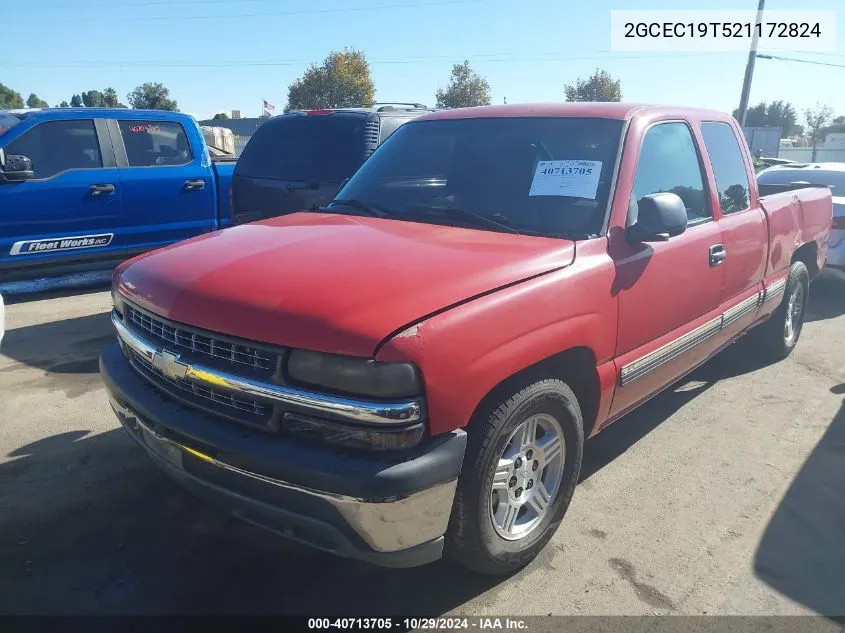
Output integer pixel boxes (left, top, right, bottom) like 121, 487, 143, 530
469, 347, 601, 437
792, 242, 819, 279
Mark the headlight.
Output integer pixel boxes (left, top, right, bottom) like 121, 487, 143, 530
286, 349, 421, 399
111, 287, 125, 317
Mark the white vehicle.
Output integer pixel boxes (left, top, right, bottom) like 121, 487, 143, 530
0, 293, 4, 347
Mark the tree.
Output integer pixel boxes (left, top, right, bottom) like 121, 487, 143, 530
58, 101, 70, 108
286, 48, 375, 111
804, 103, 834, 161
127, 82, 179, 111
564, 68, 621, 102
732, 100, 802, 136
435, 60, 491, 109
212, 112, 230, 120
70, 94, 83, 107
81, 90, 105, 108
817, 113, 845, 144
26, 93, 49, 108
765, 100, 801, 136
103, 87, 120, 107
804, 103, 834, 144
0, 83, 24, 109
721, 184, 749, 213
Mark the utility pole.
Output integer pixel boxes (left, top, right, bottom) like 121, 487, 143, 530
737, 0, 766, 126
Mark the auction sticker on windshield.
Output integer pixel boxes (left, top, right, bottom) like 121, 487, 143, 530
529, 160, 602, 199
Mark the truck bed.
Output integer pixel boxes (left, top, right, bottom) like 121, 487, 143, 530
758, 185, 832, 278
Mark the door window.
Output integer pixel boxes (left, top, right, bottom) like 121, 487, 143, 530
701, 122, 752, 214
118, 120, 193, 167
632, 122, 709, 223
4, 119, 102, 179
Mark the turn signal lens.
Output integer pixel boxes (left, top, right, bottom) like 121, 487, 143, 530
282, 413, 425, 450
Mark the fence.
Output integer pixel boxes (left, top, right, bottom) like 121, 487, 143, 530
778, 147, 845, 163
743, 127, 781, 157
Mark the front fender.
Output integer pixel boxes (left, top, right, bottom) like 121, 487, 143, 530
376, 256, 617, 436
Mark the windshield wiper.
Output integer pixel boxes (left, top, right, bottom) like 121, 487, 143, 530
408, 205, 520, 234
318, 199, 390, 219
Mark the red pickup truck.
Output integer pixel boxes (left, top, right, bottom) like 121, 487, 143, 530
100, 103, 832, 575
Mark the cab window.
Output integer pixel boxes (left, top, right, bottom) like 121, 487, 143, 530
118, 120, 193, 167
4, 119, 102, 179
701, 122, 752, 214
632, 122, 709, 223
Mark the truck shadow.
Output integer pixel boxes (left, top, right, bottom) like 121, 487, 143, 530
0, 426, 505, 615
580, 342, 768, 482
752, 384, 845, 617
806, 276, 845, 323
0, 312, 113, 375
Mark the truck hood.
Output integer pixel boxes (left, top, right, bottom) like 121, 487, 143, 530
117, 213, 575, 356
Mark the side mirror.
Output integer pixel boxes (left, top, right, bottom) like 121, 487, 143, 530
626, 192, 688, 243
1, 154, 35, 182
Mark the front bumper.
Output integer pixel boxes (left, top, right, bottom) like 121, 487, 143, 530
100, 343, 466, 568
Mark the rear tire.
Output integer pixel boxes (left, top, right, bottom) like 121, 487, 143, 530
749, 260, 809, 361
445, 378, 583, 575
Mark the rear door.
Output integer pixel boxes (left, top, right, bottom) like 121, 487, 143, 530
0, 117, 124, 274
109, 117, 215, 252
699, 120, 767, 343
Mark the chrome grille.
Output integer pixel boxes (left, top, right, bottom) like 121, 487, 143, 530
132, 351, 270, 423
125, 304, 277, 375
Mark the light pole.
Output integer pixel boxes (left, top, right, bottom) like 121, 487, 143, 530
737, 0, 766, 126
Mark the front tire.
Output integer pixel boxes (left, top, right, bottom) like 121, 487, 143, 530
445, 378, 583, 575
749, 260, 810, 361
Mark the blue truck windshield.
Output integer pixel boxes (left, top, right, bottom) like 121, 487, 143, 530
331, 117, 624, 238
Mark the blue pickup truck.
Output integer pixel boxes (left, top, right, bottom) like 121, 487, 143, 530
0, 108, 235, 287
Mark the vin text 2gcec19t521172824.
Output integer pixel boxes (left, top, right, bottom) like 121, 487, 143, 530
99, 103, 832, 575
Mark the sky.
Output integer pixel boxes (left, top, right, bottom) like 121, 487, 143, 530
2, 0, 843, 121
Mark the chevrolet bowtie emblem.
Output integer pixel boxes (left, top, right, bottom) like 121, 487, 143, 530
152, 350, 189, 381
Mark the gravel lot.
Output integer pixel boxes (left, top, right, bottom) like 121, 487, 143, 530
1, 279, 843, 616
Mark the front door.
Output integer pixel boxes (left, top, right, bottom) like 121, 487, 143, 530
0, 118, 124, 275
609, 121, 726, 418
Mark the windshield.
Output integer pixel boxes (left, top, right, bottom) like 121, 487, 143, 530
758, 167, 845, 194
0, 113, 24, 138
331, 117, 624, 238
235, 113, 367, 183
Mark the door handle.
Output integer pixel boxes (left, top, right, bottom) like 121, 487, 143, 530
709, 244, 727, 267
184, 179, 205, 191
89, 183, 115, 196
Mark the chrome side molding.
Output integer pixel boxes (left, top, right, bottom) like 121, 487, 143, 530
620, 280, 782, 387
